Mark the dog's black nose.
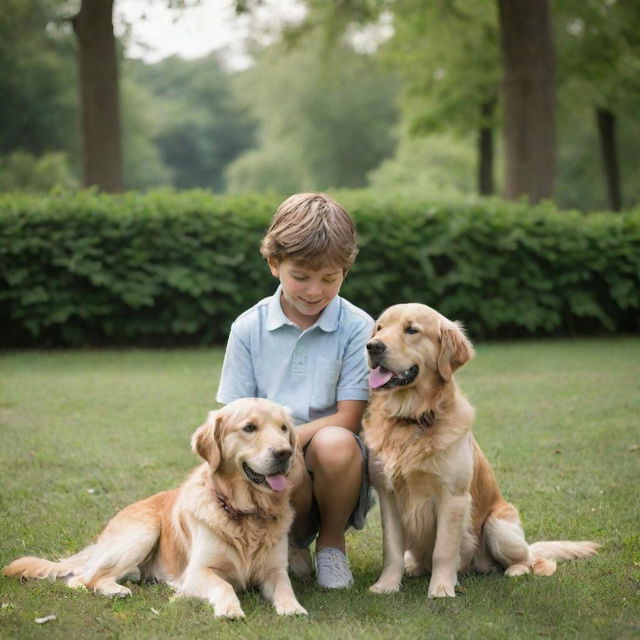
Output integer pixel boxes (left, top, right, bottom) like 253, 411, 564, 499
366, 340, 386, 356
272, 448, 292, 463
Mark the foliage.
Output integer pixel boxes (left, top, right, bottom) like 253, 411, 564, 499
120, 76, 173, 191
0, 151, 79, 192
1, 342, 639, 638
226, 31, 400, 193
383, 0, 500, 138
0, 190, 638, 347
554, 0, 640, 209
368, 131, 477, 197
0, 0, 78, 159
129, 55, 258, 192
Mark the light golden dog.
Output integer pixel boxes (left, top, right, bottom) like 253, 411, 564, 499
3, 398, 307, 618
363, 303, 599, 598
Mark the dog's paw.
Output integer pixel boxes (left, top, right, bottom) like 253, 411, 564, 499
504, 563, 531, 577
370, 576, 401, 594
65, 576, 88, 590
98, 582, 132, 598
276, 601, 308, 616
532, 557, 557, 577
214, 602, 245, 619
428, 582, 456, 598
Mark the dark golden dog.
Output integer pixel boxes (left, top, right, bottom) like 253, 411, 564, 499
363, 303, 599, 597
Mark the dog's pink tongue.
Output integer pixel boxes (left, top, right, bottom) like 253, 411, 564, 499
370, 366, 394, 389
265, 474, 288, 492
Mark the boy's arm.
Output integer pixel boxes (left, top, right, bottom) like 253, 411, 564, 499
296, 400, 367, 449
216, 324, 258, 404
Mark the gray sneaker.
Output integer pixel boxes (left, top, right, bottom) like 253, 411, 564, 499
315, 547, 354, 589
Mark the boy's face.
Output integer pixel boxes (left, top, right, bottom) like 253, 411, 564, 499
268, 259, 344, 329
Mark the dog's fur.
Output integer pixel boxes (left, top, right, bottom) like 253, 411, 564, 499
3, 398, 307, 618
363, 303, 599, 598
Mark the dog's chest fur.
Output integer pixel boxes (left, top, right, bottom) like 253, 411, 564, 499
364, 411, 475, 545
212, 514, 292, 589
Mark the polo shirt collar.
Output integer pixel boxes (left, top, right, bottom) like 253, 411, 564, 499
267, 285, 340, 333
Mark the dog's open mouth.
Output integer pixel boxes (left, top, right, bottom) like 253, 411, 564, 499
242, 462, 288, 492
369, 365, 419, 389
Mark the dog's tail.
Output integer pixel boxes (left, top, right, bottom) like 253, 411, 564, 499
530, 540, 601, 561
3, 545, 93, 582
528, 540, 601, 576
3, 556, 74, 581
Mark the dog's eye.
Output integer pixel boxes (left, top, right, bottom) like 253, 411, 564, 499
243, 423, 257, 433
405, 326, 419, 335
281, 424, 288, 432
376, 324, 382, 332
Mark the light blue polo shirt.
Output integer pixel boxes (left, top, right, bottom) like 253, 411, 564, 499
216, 286, 373, 425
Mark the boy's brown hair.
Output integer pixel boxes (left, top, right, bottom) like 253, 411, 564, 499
260, 193, 358, 272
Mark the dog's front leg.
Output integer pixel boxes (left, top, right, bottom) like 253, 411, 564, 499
369, 456, 405, 594
180, 525, 244, 618
181, 565, 244, 618
261, 567, 307, 616
428, 492, 471, 598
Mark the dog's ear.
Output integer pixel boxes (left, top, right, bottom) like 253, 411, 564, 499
437, 321, 475, 382
288, 419, 299, 451
191, 410, 223, 471
281, 407, 299, 450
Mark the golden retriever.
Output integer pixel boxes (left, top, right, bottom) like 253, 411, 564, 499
363, 303, 599, 598
3, 398, 307, 618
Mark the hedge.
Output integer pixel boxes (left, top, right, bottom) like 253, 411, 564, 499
0, 190, 638, 347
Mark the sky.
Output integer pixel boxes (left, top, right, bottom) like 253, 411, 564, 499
113, 0, 306, 69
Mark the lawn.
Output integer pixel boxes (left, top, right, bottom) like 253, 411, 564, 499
1, 339, 639, 640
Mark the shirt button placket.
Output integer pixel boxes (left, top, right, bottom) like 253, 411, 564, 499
292, 339, 307, 377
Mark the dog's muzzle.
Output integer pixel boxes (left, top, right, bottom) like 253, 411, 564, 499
366, 340, 419, 389
242, 449, 291, 492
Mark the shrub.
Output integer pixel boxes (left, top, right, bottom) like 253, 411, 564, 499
0, 190, 638, 346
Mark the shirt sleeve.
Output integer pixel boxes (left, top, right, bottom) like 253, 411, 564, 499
336, 316, 374, 403
216, 322, 258, 405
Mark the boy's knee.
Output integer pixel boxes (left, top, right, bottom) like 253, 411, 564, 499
306, 427, 361, 473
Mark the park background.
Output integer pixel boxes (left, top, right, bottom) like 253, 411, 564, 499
1, 1, 639, 639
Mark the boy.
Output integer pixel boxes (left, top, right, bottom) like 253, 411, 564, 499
216, 193, 373, 589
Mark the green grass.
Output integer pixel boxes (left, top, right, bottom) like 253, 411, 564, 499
1, 340, 639, 640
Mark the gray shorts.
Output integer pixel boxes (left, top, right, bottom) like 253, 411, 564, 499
296, 432, 373, 549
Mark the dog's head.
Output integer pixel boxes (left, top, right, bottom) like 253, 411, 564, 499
191, 398, 298, 493
366, 303, 475, 392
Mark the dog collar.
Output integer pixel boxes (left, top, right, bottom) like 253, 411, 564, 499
211, 487, 277, 521
396, 411, 435, 429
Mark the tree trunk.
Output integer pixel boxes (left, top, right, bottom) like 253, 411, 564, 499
497, 0, 556, 203
596, 107, 622, 211
73, 0, 123, 192
477, 98, 495, 196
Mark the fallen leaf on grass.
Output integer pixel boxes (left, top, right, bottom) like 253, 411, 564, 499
151, 608, 160, 616
35, 615, 57, 624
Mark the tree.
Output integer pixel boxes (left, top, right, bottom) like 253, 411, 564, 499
383, 1, 500, 196
556, 0, 640, 210
497, 0, 556, 203
72, 0, 123, 192
297, 0, 560, 203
